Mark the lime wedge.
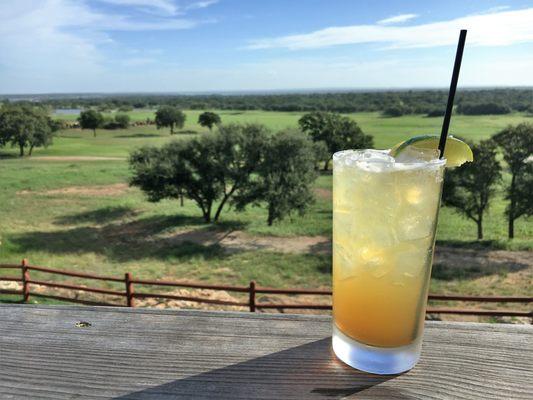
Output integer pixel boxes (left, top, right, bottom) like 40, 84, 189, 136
390, 135, 473, 167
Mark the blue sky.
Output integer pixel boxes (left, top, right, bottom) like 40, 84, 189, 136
0, 0, 532, 94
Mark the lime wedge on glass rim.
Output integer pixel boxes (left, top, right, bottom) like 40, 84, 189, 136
390, 135, 473, 167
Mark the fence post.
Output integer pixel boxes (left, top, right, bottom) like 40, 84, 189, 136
249, 280, 256, 312
21, 259, 30, 303
125, 272, 135, 307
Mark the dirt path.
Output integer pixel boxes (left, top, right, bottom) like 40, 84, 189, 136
166, 228, 532, 270
434, 246, 533, 271
313, 188, 332, 200
18, 183, 130, 197
165, 229, 331, 254
31, 156, 125, 161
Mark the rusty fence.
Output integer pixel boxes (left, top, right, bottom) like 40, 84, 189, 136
1, 260, 532, 320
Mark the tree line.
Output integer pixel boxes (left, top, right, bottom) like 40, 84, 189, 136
77, 108, 220, 136
4, 88, 531, 115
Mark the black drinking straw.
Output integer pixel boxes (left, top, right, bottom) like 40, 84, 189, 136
438, 29, 467, 159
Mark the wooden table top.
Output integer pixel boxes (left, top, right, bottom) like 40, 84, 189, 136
0, 304, 531, 399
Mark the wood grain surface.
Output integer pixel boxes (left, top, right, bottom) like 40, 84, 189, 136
0, 304, 531, 399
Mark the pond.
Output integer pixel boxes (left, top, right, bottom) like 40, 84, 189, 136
53, 108, 81, 115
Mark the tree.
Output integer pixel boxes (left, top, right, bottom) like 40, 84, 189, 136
298, 111, 373, 170
0, 105, 56, 156
235, 130, 318, 225
493, 123, 533, 238
114, 113, 130, 129
78, 109, 104, 137
510, 162, 533, 228
118, 105, 133, 112
0, 105, 32, 156
96, 103, 112, 113
382, 105, 405, 117
130, 123, 269, 223
442, 140, 502, 239
154, 106, 186, 134
198, 111, 221, 131
28, 110, 57, 156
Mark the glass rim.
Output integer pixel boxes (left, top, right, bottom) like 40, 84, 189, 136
333, 149, 447, 168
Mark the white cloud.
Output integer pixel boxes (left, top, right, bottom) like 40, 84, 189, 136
186, 0, 219, 10
480, 6, 510, 14
0, 1, 105, 78
99, 0, 220, 16
104, 17, 197, 30
0, 0, 209, 93
247, 8, 533, 50
377, 13, 418, 25
100, 0, 178, 15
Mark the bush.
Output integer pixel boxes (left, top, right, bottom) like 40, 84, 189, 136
382, 105, 405, 117
426, 108, 445, 117
456, 102, 511, 115
114, 113, 130, 129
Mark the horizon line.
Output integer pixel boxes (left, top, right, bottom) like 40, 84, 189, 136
1, 85, 532, 98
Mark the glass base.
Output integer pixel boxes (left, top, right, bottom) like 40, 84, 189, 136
332, 325, 422, 375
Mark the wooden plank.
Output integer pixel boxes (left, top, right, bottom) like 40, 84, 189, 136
28, 293, 123, 307
28, 279, 126, 296
133, 292, 248, 306
132, 278, 249, 292
26, 265, 124, 282
0, 289, 22, 296
0, 304, 531, 400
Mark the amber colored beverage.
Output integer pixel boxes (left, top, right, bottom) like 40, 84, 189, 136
332, 149, 445, 374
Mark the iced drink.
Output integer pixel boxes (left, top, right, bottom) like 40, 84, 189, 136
332, 149, 445, 374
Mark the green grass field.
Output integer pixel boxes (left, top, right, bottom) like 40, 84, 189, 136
1, 110, 531, 310
33, 109, 529, 157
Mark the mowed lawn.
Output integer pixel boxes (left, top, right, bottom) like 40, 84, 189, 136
0, 110, 531, 310
11, 109, 529, 157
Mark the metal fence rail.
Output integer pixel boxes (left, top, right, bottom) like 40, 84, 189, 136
1, 260, 531, 321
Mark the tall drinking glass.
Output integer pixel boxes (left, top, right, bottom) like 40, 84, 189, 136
332, 149, 446, 375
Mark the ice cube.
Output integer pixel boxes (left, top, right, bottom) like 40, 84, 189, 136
333, 243, 359, 281
391, 241, 432, 282
334, 149, 396, 172
358, 151, 396, 172
405, 186, 423, 205
395, 214, 434, 241
356, 245, 393, 278
363, 223, 400, 248
394, 146, 439, 164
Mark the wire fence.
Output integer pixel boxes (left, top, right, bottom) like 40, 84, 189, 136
1, 259, 532, 321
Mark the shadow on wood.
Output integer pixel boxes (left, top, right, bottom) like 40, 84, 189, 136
113, 338, 407, 399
